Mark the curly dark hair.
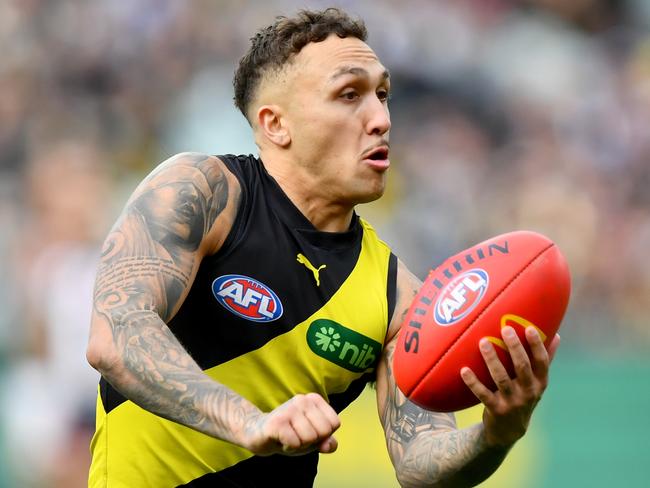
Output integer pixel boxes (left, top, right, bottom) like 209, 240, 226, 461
233, 8, 367, 122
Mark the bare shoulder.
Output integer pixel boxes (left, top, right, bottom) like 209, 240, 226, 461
92, 152, 241, 323
141, 152, 234, 184
126, 152, 242, 255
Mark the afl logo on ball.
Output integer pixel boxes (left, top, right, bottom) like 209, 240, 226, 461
212, 274, 283, 323
434, 269, 489, 326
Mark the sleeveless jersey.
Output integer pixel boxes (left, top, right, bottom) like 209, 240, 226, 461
89, 154, 397, 487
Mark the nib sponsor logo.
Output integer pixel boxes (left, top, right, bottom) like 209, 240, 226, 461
307, 319, 381, 373
313, 324, 341, 352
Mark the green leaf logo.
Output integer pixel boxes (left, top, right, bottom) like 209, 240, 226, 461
306, 319, 382, 373
314, 325, 341, 352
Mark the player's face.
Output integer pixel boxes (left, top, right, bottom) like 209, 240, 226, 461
285, 35, 391, 204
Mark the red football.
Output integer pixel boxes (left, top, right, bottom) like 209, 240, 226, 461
393, 231, 571, 412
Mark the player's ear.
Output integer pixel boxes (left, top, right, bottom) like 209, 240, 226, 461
256, 105, 291, 148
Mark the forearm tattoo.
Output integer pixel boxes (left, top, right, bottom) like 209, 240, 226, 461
380, 279, 507, 487
93, 154, 256, 440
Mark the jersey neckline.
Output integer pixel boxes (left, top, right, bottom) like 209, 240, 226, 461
254, 156, 362, 251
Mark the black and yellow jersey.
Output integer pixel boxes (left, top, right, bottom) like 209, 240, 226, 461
89, 154, 397, 487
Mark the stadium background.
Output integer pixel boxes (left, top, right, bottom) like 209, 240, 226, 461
0, 0, 648, 486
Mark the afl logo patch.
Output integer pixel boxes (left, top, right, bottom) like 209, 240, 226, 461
212, 274, 283, 323
434, 269, 489, 326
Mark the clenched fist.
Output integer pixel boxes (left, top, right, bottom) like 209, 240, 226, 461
244, 393, 341, 456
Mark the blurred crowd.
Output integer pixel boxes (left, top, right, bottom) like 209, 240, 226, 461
0, 0, 648, 486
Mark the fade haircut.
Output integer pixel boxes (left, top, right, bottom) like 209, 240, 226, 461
233, 7, 368, 123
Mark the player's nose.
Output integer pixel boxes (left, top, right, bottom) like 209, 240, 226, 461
366, 98, 391, 136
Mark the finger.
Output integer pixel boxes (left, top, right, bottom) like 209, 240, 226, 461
277, 422, 302, 451
289, 410, 319, 446
501, 326, 534, 387
461, 366, 496, 408
479, 338, 513, 395
526, 327, 550, 375
318, 435, 338, 454
303, 404, 339, 440
547, 333, 561, 363
305, 393, 341, 434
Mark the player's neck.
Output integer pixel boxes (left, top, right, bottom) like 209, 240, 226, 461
262, 157, 354, 233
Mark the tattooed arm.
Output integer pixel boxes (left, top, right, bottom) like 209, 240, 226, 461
86, 153, 340, 454
376, 260, 559, 487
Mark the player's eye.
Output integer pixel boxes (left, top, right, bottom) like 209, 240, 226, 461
340, 90, 359, 101
377, 89, 391, 103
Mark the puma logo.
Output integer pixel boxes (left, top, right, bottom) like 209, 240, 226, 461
296, 253, 327, 287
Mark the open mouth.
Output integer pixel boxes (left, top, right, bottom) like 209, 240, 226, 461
368, 148, 388, 160
364, 147, 389, 161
